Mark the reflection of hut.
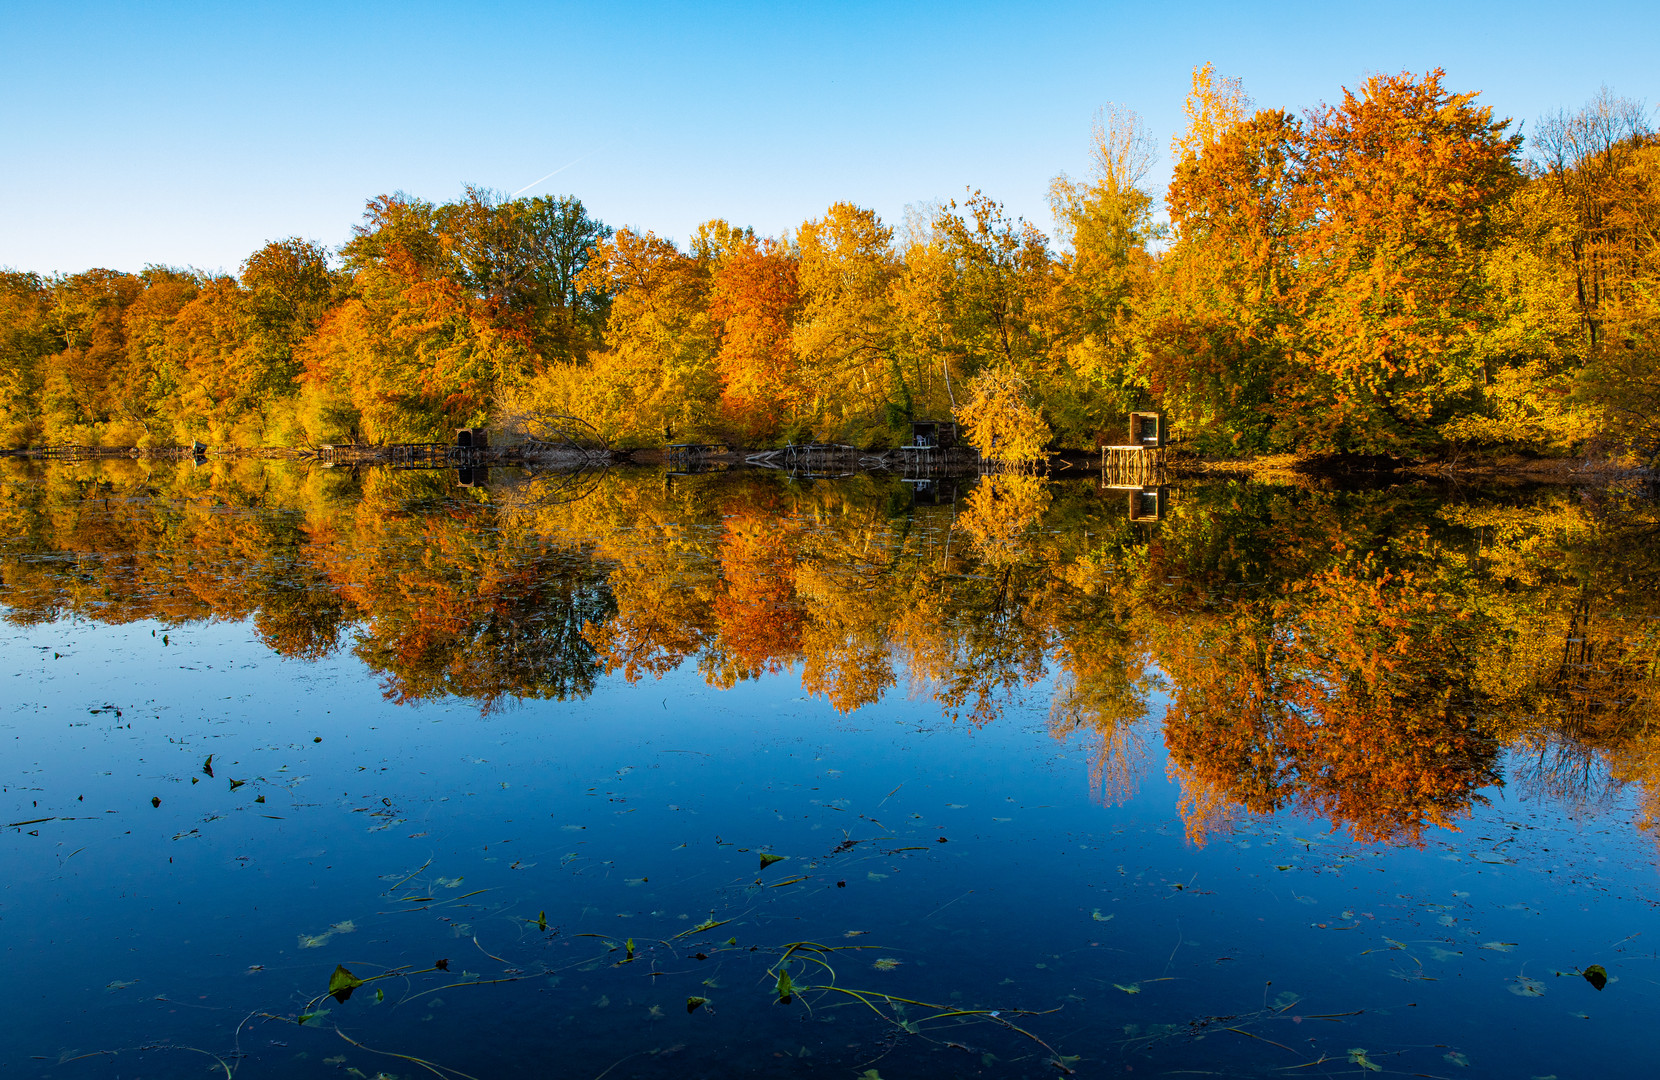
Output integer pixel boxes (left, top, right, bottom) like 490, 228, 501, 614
456, 465, 488, 487
909, 421, 959, 449
455, 428, 489, 450
901, 477, 958, 506
1128, 485, 1168, 523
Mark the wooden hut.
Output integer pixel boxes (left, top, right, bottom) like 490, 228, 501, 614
909, 421, 959, 449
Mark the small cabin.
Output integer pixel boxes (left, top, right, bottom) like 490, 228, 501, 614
455, 428, 488, 450
456, 465, 488, 488
910, 421, 959, 450
1128, 485, 1168, 523
1128, 412, 1164, 449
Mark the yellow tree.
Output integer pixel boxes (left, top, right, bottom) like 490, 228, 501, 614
955, 365, 1052, 465
1045, 104, 1161, 443
893, 193, 1054, 425
793, 203, 905, 442
563, 228, 719, 445
1170, 62, 1251, 165
0, 271, 54, 444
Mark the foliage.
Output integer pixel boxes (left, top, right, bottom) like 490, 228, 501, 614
6, 69, 1660, 464
955, 366, 1052, 464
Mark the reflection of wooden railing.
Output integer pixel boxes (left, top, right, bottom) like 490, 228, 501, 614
12, 444, 221, 461
313, 443, 491, 468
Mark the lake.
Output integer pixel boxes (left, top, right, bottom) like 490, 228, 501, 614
2, 459, 1656, 1079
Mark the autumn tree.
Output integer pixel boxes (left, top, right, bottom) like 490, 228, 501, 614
893, 193, 1054, 426
1045, 104, 1161, 442
0, 271, 53, 444
557, 228, 720, 445
956, 365, 1052, 465
707, 233, 802, 442
1170, 61, 1250, 164
1287, 69, 1522, 454
435, 187, 613, 364
793, 203, 905, 442
1142, 107, 1303, 451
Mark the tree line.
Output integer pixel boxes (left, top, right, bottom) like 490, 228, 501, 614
2, 67, 1657, 463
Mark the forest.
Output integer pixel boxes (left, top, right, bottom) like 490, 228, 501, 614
2, 67, 1658, 464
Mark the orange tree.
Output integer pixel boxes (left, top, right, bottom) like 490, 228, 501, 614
1286, 69, 1522, 454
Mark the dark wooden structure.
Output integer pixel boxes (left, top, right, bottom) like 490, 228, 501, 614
909, 420, 959, 450
1128, 412, 1164, 449
1127, 485, 1169, 523
455, 428, 489, 450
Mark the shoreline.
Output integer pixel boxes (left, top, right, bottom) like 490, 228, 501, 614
1, 442, 1649, 487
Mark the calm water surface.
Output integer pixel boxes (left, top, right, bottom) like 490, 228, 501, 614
3, 460, 1657, 1078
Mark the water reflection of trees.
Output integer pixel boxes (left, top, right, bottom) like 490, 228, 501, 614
3, 458, 1658, 842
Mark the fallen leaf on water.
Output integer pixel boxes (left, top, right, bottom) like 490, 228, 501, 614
1348, 1047, 1382, 1072
328, 965, 365, 1003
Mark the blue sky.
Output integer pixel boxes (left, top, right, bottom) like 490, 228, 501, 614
3, 0, 1657, 276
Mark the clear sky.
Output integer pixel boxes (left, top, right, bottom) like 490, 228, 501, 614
3, 0, 1657, 276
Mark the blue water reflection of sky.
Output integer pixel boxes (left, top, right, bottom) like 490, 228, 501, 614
4, 613, 1654, 1078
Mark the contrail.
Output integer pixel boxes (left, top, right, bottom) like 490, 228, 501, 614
511, 146, 606, 198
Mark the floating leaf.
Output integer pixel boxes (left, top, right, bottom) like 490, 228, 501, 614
105, 979, 138, 991
537, 911, 547, 932
1090, 909, 1114, 922
686, 996, 708, 1014
328, 964, 366, 1003
202, 755, 214, 777
776, 968, 795, 1004
297, 1009, 330, 1027
1113, 983, 1141, 994
228, 779, 246, 791
1509, 976, 1546, 998
759, 853, 787, 870
1582, 964, 1608, 991
873, 958, 900, 971
1348, 1047, 1382, 1072
1444, 1050, 1470, 1067
1480, 942, 1518, 952
375, 988, 384, 1003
